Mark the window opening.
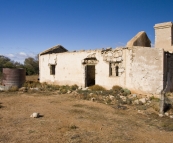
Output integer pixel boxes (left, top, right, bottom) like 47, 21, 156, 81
109, 63, 112, 76
109, 63, 119, 77
116, 66, 119, 76
50, 65, 55, 75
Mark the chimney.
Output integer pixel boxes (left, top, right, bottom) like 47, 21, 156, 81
154, 22, 173, 51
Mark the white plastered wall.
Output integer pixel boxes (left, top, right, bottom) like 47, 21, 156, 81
39, 49, 127, 89
39, 47, 164, 94
126, 47, 164, 94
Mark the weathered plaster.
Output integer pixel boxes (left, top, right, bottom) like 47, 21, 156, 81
126, 47, 164, 94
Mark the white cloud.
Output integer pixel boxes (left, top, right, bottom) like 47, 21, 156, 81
5, 52, 37, 64
7, 54, 15, 58
19, 52, 27, 57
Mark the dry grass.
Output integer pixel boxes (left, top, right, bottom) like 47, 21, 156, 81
0, 92, 173, 143
88, 85, 106, 91
112, 85, 122, 91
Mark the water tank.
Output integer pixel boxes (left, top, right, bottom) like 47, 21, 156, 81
2, 68, 26, 88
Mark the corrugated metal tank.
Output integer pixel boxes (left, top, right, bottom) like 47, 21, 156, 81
2, 68, 26, 88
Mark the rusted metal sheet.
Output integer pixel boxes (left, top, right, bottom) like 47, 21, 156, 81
2, 68, 26, 88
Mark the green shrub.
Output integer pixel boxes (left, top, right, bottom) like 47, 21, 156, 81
8, 86, 19, 92
59, 85, 71, 91
126, 98, 132, 105
150, 96, 160, 102
48, 85, 60, 90
71, 84, 78, 90
77, 89, 89, 95
23, 81, 31, 88
88, 85, 106, 91
101, 90, 114, 96
23, 81, 62, 91
76, 90, 92, 100
60, 88, 67, 94
121, 88, 131, 96
112, 85, 122, 91
23, 81, 41, 88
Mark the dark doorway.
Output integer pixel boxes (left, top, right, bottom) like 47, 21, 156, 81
85, 65, 95, 87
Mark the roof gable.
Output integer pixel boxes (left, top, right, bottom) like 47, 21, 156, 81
40, 45, 68, 55
126, 31, 151, 47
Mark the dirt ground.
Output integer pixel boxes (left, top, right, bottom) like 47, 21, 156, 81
0, 91, 173, 143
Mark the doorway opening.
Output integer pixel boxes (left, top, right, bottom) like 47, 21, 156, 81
85, 65, 95, 87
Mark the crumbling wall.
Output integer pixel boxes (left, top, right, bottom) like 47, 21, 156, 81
98, 48, 126, 89
126, 47, 164, 94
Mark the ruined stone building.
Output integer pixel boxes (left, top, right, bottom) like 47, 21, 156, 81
39, 22, 173, 95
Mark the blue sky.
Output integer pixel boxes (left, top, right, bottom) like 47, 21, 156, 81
0, 0, 173, 63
